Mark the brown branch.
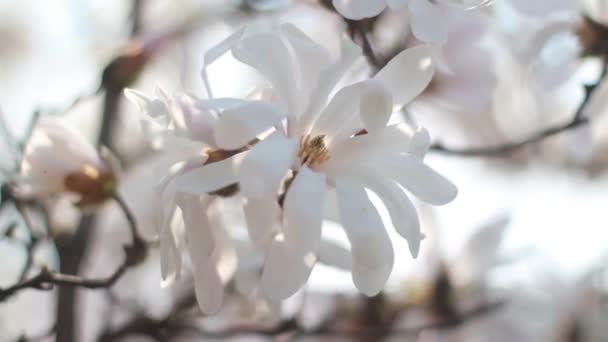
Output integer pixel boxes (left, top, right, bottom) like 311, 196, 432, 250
0, 195, 147, 303
430, 59, 608, 157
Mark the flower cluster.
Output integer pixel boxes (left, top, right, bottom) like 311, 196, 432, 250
127, 23, 457, 313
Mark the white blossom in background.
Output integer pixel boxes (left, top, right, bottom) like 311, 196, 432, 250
244, 0, 292, 11
18, 117, 119, 206
332, 0, 492, 44
506, 0, 575, 16
141, 23, 457, 304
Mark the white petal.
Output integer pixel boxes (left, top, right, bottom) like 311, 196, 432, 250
177, 194, 223, 314
283, 166, 326, 256
375, 46, 434, 108
280, 23, 332, 111
332, 0, 387, 20
408, 0, 448, 44
202, 28, 246, 98
261, 236, 316, 301
232, 32, 297, 112
323, 124, 429, 175
124, 89, 168, 118
159, 223, 181, 287
316, 239, 352, 270
378, 154, 457, 205
509, 0, 574, 16
243, 196, 281, 246
359, 79, 394, 132
238, 132, 297, 198
214, 101, 286, 150
335, 178, 394, 296
298, 35, 362, 136
358, 170, 422, 258
170, 153, 244, 195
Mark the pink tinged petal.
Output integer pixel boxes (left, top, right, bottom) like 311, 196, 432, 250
283, 166, 326, 256
358, 171, 422, 258
379, 154, 457, 205
214, 101, 286, 150
238, 132, 297, 198
243, 196, 281, 246
231, 32, 297, 112
335, 178, 394, 296
408, 0, 448, 44
177, 194, 223, 314
261, 236, 317, 301
298, 35, 362, 136
332, 0, 387, 20
359, 79, 394, 132
375, 46, 434, 108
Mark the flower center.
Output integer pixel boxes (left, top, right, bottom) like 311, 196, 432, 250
298, 134, 329, 168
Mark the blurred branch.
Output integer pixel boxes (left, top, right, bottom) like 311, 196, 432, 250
0, 195, 147, 302
430, 60, 608, 157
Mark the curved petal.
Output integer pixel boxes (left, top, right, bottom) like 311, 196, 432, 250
283, 166, 326, 256
378, 154, 457, 205
280, 23, 332, 112
214, 101, 286, 150
231, 32, 297, 112
243, 196, 281, 246
159, 222, 181, 287
261, 235, 317, 301
358, 170, 422, 258
332, 0, 386, 20
176, 194, 223, 314
409, 0, 448, 44
335, 178, 394, 296
238, 132, 297, 198
169, 153, 244, 195
374, 46, 434, 108
317, 239, 352, 270
359, 79, 394, 132
298, 35, 362, 136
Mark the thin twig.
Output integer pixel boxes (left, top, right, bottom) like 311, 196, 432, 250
0, 196, 146, 302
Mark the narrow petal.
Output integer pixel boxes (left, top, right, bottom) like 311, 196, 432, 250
231, 32, 297, 112
378, 154, 457, 205
261, 235, 317, 301
358, 170, 422, 258
298, 35, 362, 136
335, 178, 394, 296
283, 166, 326, 256
214, 101, 286, 150
408, 0, 448, 44
359, 79, 394, 132
238, 132, 297, 198
169, 154, 244, 195
280, 23, 332, 111
177, 194, 223, 314
243, 196, 281, 246
374, 46, 434, 108
332, 0, 386, 20
316, 239, 352, 270
159, 223, 181, 287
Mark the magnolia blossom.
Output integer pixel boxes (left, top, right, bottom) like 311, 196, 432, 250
135, 24, 457, 304
19, 117, 118, 206
332, 0, 492, 44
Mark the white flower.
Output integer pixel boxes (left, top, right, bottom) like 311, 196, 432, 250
158, 24, 457, 301
18, 117, 118, 206
332, 0, 492, 44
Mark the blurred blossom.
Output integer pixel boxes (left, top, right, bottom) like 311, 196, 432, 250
244, 0, 292, 11
17, 117, 119, 207
332, 0, 492, 44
